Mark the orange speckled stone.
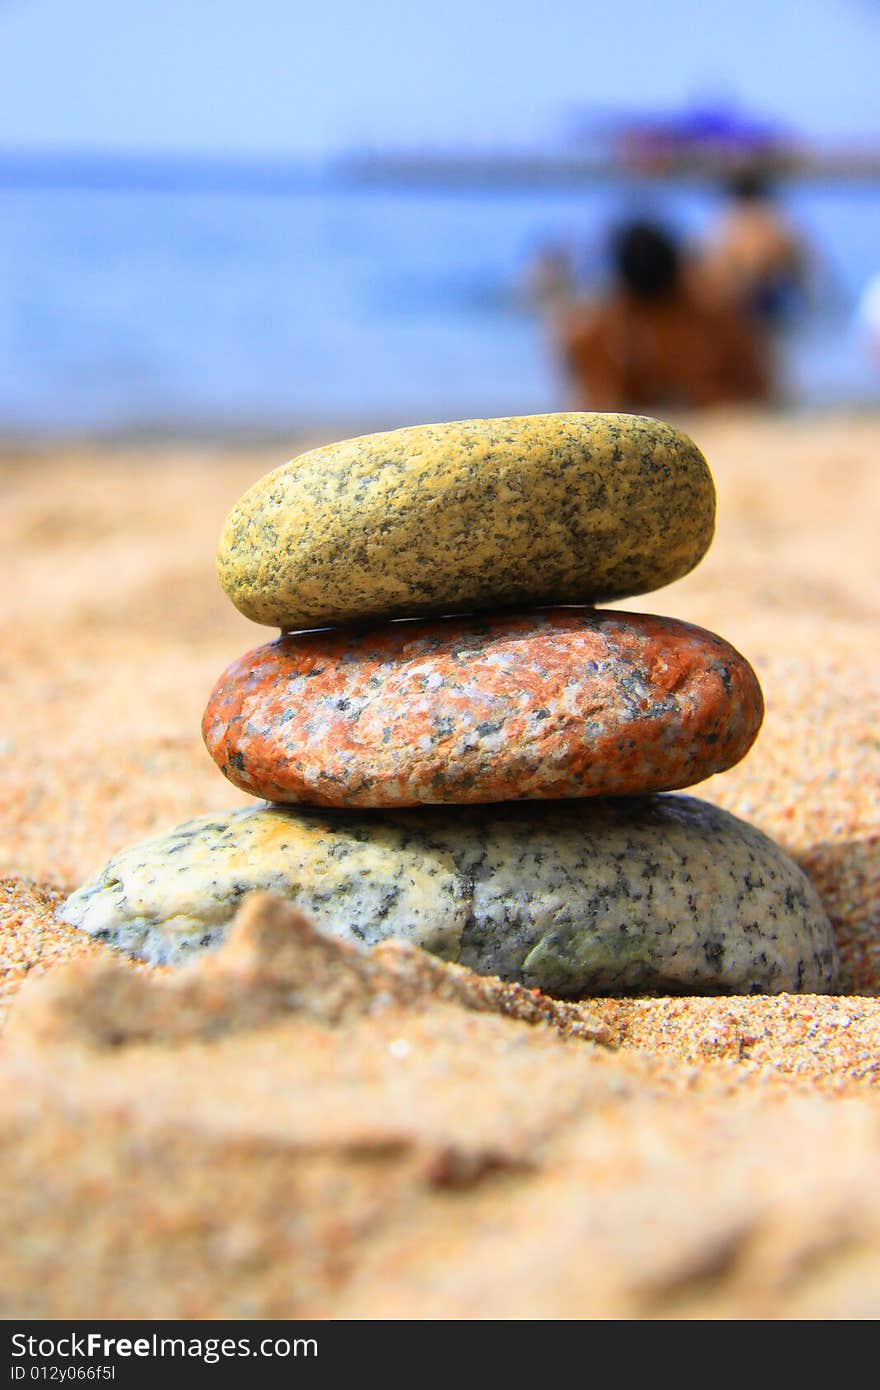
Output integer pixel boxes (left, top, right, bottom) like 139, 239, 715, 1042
202, 609, 763, 808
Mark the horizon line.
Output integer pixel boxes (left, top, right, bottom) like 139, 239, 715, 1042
2, 144, 879, 194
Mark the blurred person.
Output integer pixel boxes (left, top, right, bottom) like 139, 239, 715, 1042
698, 167, 808, 329
558, 219, 769, 411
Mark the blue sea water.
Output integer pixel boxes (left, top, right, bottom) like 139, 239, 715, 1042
1, 175, 878, 435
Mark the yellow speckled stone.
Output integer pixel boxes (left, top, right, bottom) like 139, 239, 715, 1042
217, 413, 716, 629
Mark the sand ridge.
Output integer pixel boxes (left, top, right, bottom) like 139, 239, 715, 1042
3, 894, 880, 1318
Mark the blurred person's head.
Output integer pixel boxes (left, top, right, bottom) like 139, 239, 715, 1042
611, 221, 681, 303
726, 166, 774, 203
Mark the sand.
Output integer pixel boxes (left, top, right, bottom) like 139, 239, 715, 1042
1, 409, 878, 1317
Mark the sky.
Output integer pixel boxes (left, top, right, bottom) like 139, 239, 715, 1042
1, 0, 878, 157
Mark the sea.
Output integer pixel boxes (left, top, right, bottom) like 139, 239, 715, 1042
2, 170, 878, 437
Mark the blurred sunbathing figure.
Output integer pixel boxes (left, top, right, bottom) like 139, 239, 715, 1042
699, 169, 807, 328
559, 220, 769, 411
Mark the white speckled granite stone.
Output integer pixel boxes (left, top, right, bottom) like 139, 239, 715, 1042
57, 797, 839, 997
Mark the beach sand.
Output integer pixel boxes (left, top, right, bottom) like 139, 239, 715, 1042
1, 410, 878, 1317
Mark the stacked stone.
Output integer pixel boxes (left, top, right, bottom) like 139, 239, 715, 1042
60, 414, 839, 996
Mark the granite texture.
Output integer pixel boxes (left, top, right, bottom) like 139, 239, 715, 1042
216, 414, 716, 629
203, 608, 763, 807
57, 797, 839, 996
